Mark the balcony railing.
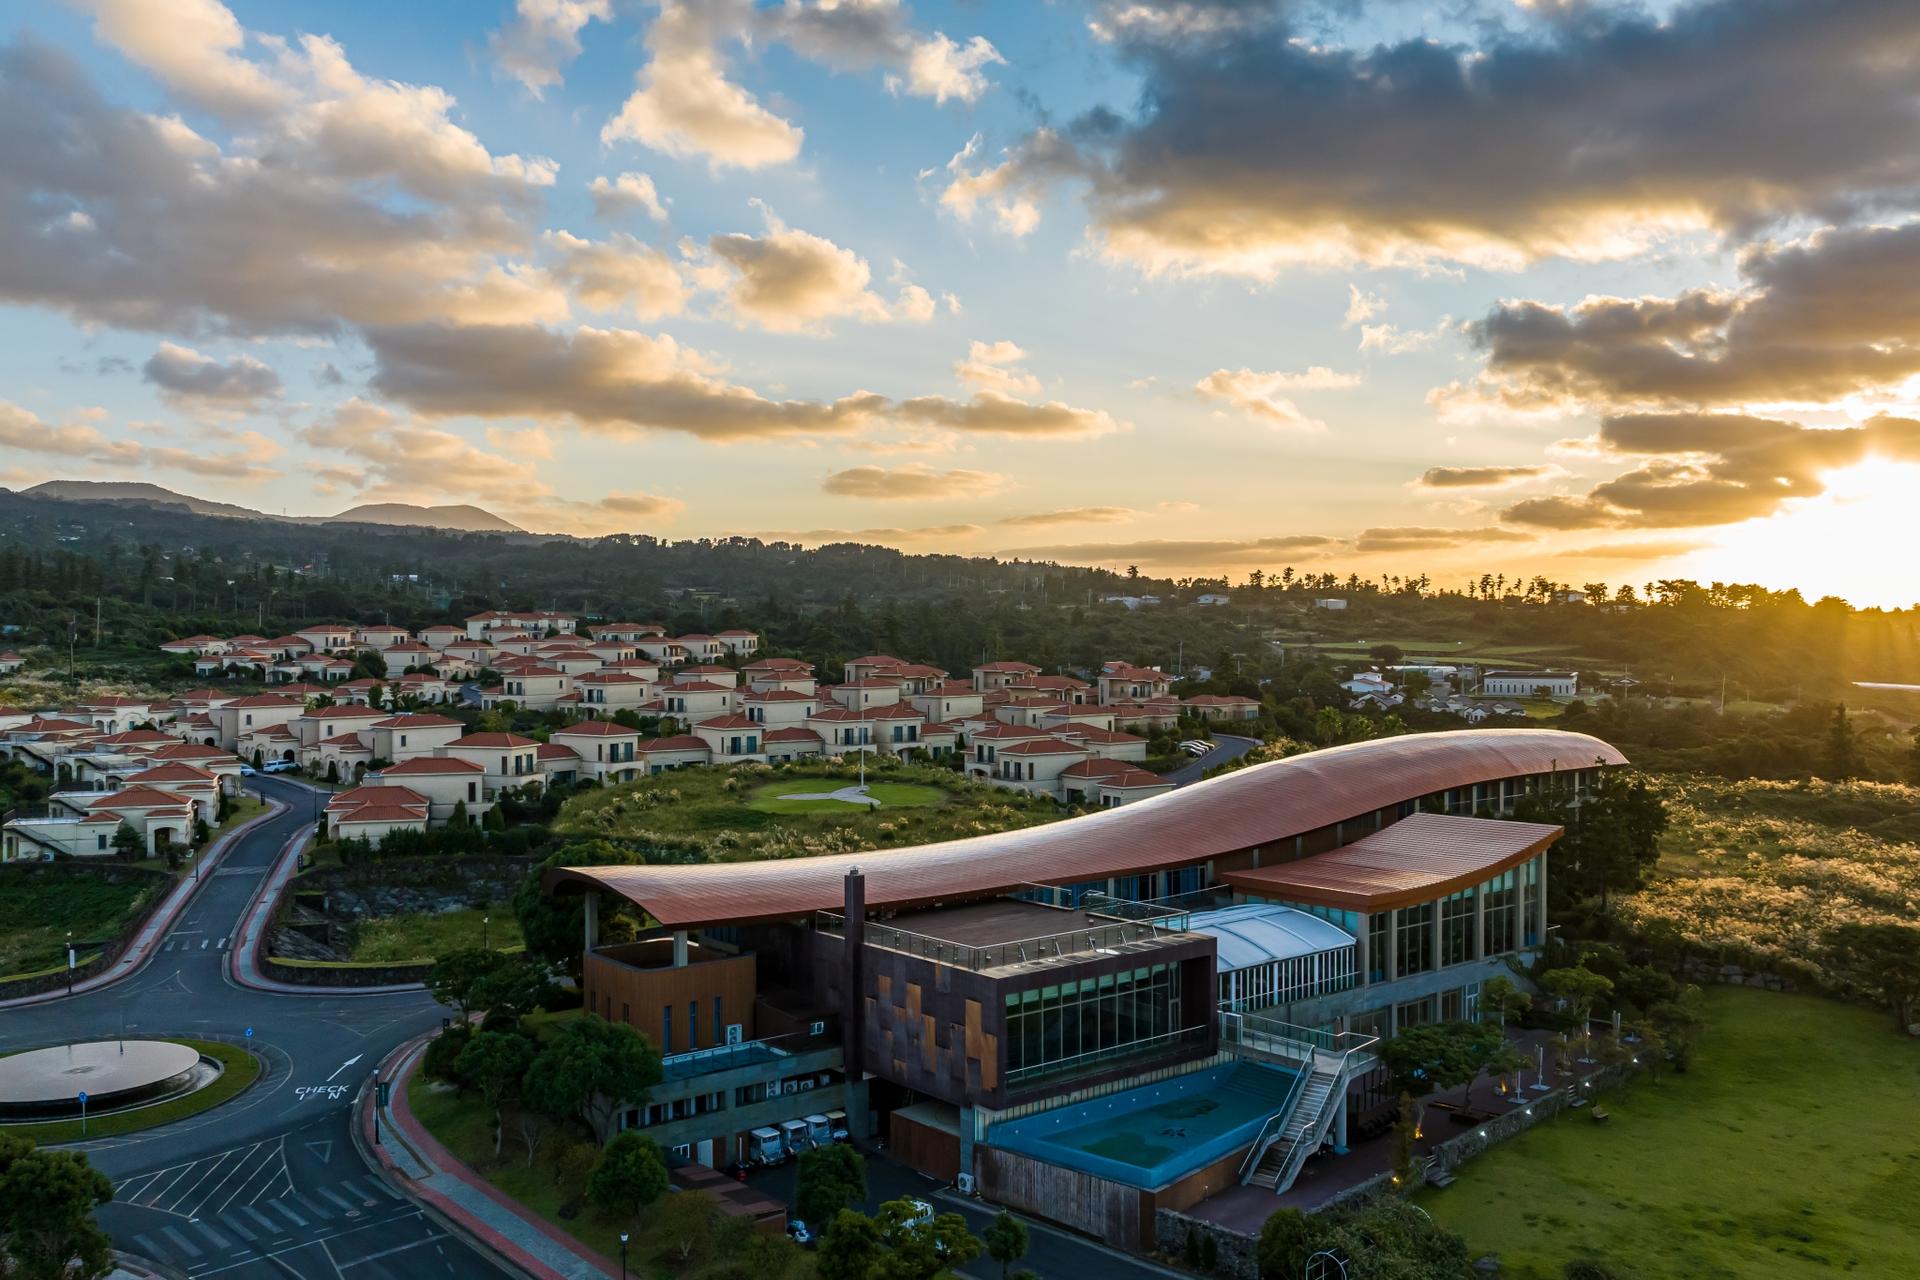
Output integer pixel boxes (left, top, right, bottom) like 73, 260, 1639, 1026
1004, 1024, 1210, 1087
815, 906, 1196, 973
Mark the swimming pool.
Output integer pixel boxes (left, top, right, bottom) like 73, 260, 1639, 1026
985, 1061, 1300, 1189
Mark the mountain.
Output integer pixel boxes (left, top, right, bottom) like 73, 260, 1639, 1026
22, 480, 267, 521
15, 480, 523, 534
328, 503, 524, 533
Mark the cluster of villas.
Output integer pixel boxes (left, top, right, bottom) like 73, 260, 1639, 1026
1341, 665, 1582, 719
542, 728, 1623, 1252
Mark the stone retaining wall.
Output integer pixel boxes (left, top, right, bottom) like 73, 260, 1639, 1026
1679, 957, 1798, 993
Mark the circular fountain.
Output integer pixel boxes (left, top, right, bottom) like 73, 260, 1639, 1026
0, 1041, 220, 1122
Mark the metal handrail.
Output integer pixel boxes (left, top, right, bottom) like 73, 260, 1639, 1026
1002, 1025, 1209, 1086
1237, 1066, 1310, 1179
816, 907, 1193, 972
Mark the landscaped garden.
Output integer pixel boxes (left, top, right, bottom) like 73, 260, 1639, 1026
0, 865, 161, 979
347, 906, 523, 963
0, 1039, 261, 1143
1420, 986, 1920, 1279
552, 758, 1064, 862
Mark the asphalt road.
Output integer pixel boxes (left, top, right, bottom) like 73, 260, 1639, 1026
1163, 733, 1262, 786
0, 776, 507, 1279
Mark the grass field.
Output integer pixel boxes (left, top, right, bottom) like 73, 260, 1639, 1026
0, 1039, 261, 1143
0, 871, 156, 978
347, 907, 524, 963
1421, 987, 1920, 1279
746, 777, 947, 814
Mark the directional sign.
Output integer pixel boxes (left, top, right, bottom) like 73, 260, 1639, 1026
244, 1027, 254, 1039
77, 1091, 87, 1104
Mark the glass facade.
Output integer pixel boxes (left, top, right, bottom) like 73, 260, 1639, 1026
1003, 963, 1181, 1080
1368, 911, 1390, 983
1395, 902, 1433, 977
1440, 888, 1475, 966
1482, 869, 1517, 954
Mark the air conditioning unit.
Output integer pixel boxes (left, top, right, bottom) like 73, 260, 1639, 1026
783, 1081, 799, 1095
725, 1023, 744, 1046
800, 1080, 815, 1091
809, 1021, 826, 1036
956, 1173, 977, 1195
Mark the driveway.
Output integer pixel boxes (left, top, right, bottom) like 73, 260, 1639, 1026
1163, 732, 1262, 786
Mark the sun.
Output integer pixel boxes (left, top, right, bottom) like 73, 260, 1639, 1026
1677, 459, 1920, 609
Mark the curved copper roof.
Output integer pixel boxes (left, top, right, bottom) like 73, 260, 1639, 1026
545, 728, 1624, 928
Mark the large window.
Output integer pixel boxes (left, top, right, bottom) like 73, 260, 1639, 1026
1482, 870, 1516, 955
1367, 912, 1390, 983
1002, 963, 1181, 1081
1396, 902, 1434, 977
1440, 889, 1475, 966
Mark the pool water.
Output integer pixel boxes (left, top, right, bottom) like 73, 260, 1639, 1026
986, 1062, 1300, 1188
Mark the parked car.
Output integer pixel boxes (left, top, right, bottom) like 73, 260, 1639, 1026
1178, 739, 1212, 757
722, 1161, 751, 1183
262, 759, 299, 774
786, 1220, 814, 1247
237, 763, 257, 776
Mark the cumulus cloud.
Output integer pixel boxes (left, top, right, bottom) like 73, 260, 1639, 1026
821, 463, 1006, 500
997, 506, 1136, 526
944, 0, 1920, 275
889, 33, 1004, 104
542, 231, 687, 319
1194, 366, 1357, 429
141, 342, 282, 411
891, 390, 1123, 439
488, 0, 610, 97
0, 28, 564, 338
367, 322, 888, 442
767, 0, 1003, 103
1499, 414, 1920, 531
701, 206, 928, 333
300, 398, 544, 504
588, 173, 670, 222
954, 340, 1043, 395
601, 1, 804, 171
0, 398, 278, 480
1415, 465, 1561, 490
1459, 222, 1920, 418
1351, 526, 1535, 553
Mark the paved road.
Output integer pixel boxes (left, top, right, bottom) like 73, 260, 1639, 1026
0, 777, 507, 1279
1163, 733, 1262, 786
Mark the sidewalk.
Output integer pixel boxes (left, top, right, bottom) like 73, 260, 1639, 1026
0, 797, 286, 1010
227, 824, 426, 997
357, 1033, 619, 1280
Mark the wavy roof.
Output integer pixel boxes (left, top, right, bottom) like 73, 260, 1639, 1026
546, 728, 1623, 928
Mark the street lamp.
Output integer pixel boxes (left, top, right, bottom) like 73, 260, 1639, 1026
618, 1232, 629, 1279
66, 930, 74, 994
483, 915, 490, 950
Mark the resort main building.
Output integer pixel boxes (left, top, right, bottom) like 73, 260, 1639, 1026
544, 728, 1623, 1248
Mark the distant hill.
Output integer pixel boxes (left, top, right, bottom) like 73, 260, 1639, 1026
328, 503, 523, 533
23, 480, 266, 521
16, 480, 522, 534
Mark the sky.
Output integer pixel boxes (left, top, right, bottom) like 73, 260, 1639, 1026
5, 0, 1920, 608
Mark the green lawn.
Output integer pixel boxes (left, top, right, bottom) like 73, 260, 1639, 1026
747, 777, 947, 814
1421, 988, 1920, 1279
347, 907, 524, 963
1, 1039, 260, 1143
0, 871, 157, 977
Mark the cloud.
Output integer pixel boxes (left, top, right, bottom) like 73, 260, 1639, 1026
891, 390, 1122, 438
300, 397, 544, 504
1498, 413, 1920, 531
1002, 534, 1343, 566
542, 231, 687, 319
1415, 465, 1560, 490
0, 398, 278, 480
1343, 284, 1385, 328
701, 206, 926, 333
1351, 525, 1535, 553
1359, 322, 1446, 355
997, 506, 1136, 526
488, 0, 610, 97
943, 0, 1920, 274
1194, 367, 1357, 429
954, 340, 1043, 395
367, 322, 888, 442
72, 0, 288, 118
601, 1, 804, 171
588, 173, 670, 223
1462, 222, 1920, 417
821, 463, 1006, 501
890, 33, 1004, 104
141, 342, 282, 411
0, 28, 564, 338
1553, 538, 1711, 560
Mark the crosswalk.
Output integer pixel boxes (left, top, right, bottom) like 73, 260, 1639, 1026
160, 937, 229, 952
119, 1167, 420, 1277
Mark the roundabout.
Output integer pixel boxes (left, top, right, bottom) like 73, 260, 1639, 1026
0, 1039, 212, 1121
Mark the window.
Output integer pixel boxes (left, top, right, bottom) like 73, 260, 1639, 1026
662, 1009, 672, 1055
689, 1001, 698, 1049
1396, 902, 1434, 977
1002, 962, 1182, 1081
621, 1002, 630, 1026
1367, 912, 1390, 983
1440, 889, 1475, 966
97, 834, 108, 851
1482, 870, 1516, 955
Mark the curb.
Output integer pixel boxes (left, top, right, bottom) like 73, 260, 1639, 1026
227, 822, 426, 998
0, 795, 288, 1010
358, 1032, 618, 1279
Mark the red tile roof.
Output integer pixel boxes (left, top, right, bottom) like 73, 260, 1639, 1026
695, 714, 760, 730
548, 728, 1624, 928
379, 756, 483, 775
449, 732, 539, 747
553, 720, 640, 736
637, 735, 711, 752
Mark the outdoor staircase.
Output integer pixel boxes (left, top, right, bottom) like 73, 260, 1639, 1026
1242, 1058, 1344, 1193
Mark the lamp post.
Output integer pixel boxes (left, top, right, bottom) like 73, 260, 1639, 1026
618, 1232, 629, 1279
66, 930, 74, 994
483, 915, 490, 951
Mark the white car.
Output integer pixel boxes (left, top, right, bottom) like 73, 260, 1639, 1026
262, 759, 300, 774
1178, 739, 1212, 757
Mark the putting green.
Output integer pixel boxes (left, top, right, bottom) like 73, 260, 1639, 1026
746, 778, 949, 814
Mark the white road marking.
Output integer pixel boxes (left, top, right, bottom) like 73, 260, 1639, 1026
325, 1054, 363, 1082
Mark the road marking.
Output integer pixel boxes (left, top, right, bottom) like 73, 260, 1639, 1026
200, 939, 209, 950
294, 1084, 351, 1102
335, 1233, 449, 1270
313, 1185, 359, 1216
264, 1200, 307, 1228
236, 1205, 282, 1237
189, 1220, 231, 1249
132, 1233, 161, 1259
159, 1225, 202, 1258
207, 1140, 284, 1218
218, 1211, 257, 1243
326, 1054, 364, 1082
191, 1208, 427, 1277
305, 1139, 334, 1163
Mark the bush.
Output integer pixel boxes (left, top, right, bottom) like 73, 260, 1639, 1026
422, 1024, 474, 1092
